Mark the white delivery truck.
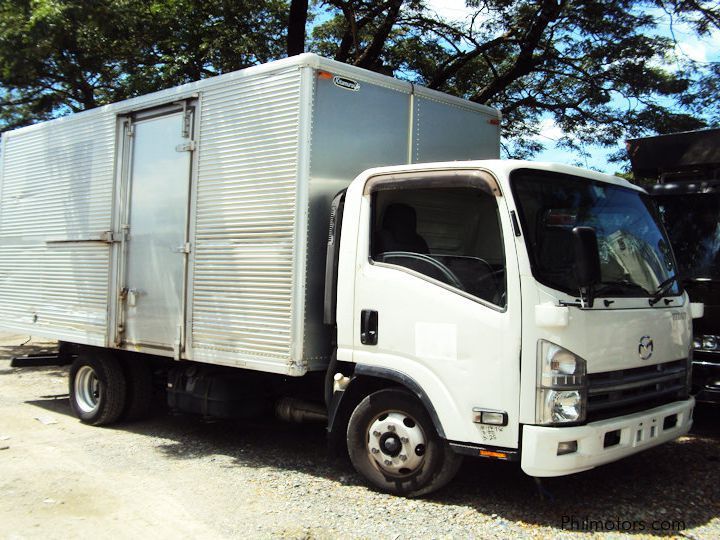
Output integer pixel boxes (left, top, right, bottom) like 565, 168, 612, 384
0, 54, 698, 496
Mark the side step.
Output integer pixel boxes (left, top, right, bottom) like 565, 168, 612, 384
10, 342, 76, 367
10, 353, 66, 368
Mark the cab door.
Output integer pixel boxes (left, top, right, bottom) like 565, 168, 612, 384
352, 169, 522, 448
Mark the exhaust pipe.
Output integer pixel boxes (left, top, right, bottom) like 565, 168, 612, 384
275, 397, 328, 423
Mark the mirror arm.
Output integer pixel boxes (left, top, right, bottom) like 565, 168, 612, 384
572, 226, 601, 307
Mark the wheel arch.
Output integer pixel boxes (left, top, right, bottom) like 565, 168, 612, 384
327, 365, 447, 453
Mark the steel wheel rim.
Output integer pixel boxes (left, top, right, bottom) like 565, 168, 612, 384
366, 410, 427, 477
74, 365, 100, 414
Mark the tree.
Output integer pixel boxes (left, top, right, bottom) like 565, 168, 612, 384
2, 0, 718, 166
0, 0, 287, 132
287, 0, 309, 55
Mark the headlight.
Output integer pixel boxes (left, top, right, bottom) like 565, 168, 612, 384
539, 389, 584, 423
536, 340, 587, 425
694, 334, 720, 351
702, 336, 717, 350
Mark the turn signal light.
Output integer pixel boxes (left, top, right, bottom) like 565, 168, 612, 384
479, 450, 508, 459
472, 408, 508, 426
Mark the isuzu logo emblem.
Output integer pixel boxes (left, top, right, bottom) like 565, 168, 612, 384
638, 336, 654, 360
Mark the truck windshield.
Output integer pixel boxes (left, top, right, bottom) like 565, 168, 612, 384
511, 169, 679, 298
655, 193, 720, 281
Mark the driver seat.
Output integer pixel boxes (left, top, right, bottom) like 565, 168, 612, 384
375, 204, 429, 255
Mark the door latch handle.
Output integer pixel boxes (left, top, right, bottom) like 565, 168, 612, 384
124, 288, 141, 307
360, 309, 378, 345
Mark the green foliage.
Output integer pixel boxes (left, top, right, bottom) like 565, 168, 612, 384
0, 0, 286, 131
1, 0, 718, 164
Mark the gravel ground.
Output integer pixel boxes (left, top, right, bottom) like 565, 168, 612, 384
0, 333, 718, 539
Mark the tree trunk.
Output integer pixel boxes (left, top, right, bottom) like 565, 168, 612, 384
287, 0, 309, 56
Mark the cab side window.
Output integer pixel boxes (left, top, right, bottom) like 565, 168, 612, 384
370, 187, 507, 307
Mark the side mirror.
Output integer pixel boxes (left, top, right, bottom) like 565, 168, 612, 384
572, 226, 601, 307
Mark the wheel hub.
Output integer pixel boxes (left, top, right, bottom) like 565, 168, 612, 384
379, 432, 402, 456
74, 365, 101, 414
367, 411, 426, 475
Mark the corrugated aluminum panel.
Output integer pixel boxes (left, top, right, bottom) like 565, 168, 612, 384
0, 117, 115, 237
0, 243, 110, 343
0, 114, 115, 343
190, 68, 302, 367
0, 54, 503, 374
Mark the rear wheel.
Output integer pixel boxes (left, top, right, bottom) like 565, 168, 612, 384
347, 388, 462, 497
69, 352, 126, 426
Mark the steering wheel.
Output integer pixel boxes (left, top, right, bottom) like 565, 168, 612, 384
470, 257, 497, 282
378, 251, 465, 291
431, 255, 506, 306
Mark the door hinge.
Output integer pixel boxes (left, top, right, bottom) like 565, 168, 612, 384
174, 324, 183, 360
126, 120, 135, 138
100, 231, 121, 244
172, 242, 191, 254
175, 141, 196, 152
182, 107, 193, 138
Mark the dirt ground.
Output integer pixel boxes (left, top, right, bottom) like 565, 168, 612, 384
0, 333, 718, 539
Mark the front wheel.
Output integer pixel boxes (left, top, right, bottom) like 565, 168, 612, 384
347, 388, 462, 497
69, 352, 127, 426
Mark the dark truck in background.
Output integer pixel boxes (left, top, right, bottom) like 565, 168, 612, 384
628, 128, 720, 404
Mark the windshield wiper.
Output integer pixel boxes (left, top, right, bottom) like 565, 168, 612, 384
649, 275, 679, 306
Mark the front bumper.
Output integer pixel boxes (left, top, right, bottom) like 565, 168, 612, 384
521, 398, 694, 477
692, 352, 720, 404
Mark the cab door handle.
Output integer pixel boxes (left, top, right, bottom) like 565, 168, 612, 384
360, 310, 378, 345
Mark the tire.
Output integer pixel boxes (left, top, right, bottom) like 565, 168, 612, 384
123, 359, 153, 422
69, 352, 126, 426
347, 388, 462, 497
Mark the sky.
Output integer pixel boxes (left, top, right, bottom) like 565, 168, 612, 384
423, 0, 720, 174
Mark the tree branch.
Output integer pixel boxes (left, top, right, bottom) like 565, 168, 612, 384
355, 0, 404, 68
473, 0, 564, 103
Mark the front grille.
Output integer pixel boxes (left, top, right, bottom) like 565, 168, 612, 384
587, 359, 688, 422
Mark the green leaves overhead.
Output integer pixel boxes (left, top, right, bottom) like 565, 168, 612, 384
1, 0, 718, 162
0, 0, 286, 130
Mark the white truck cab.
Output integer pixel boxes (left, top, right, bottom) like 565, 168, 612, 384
327, 159, 695, 493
